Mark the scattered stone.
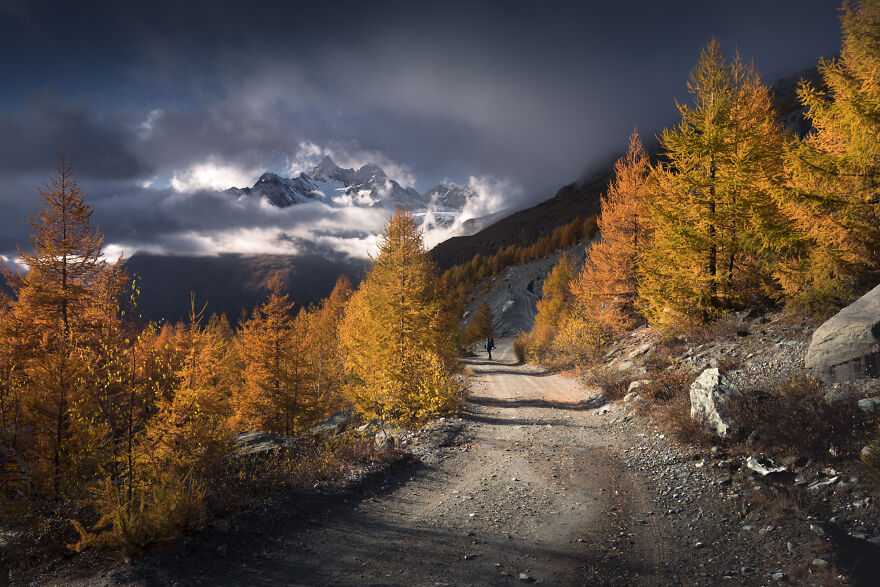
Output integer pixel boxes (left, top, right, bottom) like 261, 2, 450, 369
622, 391, 640, 403
811, 558, 829, 569
311, 409, 354, 435
233, 431, 290, 456
806, 283, 880, 383
746, 455, 787, 477
518, 572, 534, 582
857, 397, 880, 415
772, 571, 786, 581
216, 544, 227, 557
861, 445, 873, 460
808, 476, 839, 490
617, 360, 635, 372
689, 368, 740, 436
809, 523, 825, 536
628, 379, 651, 393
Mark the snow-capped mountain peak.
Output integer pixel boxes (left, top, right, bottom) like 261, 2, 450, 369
227, 157, 490, 236
229, 156, 431, 211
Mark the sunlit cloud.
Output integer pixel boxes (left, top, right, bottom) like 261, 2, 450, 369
170, 159, 261, 193
285, 141, 417, 189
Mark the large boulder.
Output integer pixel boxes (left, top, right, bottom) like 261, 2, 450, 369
689, 368, 739, 436
806, 283, 880, 383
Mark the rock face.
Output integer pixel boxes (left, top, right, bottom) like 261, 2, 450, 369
689, 368, 739, 436
806, 283, 880, 383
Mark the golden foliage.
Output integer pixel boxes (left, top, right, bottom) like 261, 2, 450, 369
340, 210, 461, 426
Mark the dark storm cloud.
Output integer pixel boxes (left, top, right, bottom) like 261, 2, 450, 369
0, 0, 843, 256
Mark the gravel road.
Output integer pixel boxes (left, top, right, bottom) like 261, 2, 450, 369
57, 340, 705, 586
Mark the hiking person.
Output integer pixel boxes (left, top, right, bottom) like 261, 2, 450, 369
486, 337, 495, 360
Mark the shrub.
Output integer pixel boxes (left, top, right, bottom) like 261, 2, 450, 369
639, 369, 693, 402
730, 374, 867, 459
72, 470, 208, 553
583, 366, 636, 400
513, 332, 527, 364
653, 391, 716, 446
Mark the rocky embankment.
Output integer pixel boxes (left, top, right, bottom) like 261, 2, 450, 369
592, 295, 880, 585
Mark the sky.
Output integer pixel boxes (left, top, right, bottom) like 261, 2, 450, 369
0, 0, 843, 261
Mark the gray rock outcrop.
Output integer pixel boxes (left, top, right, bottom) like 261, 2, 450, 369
312, 409, 355, 435
806, 283, 880, 383
689, 368, 739, 436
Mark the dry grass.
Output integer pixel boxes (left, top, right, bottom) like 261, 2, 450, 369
582, 366, 637, 400
639, 370, 693, 402
652, 391, 716, 446
729, 374, 867, 460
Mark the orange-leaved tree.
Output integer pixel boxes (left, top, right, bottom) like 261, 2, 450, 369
463, 301, 494, 345
340, 209, 460, 426
573, 130, 652, 328
778, 0, 880, 312
639, 40, 785, 329
234, 274, 315, 435
2, 156, 122, 497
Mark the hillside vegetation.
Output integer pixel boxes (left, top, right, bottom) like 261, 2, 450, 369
0, 166, 462, 569
521, 3, 880, 367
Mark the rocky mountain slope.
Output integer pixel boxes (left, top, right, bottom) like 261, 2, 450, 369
431, 171, 609, 270
124, 253, 365, 324
461, 240, 590, 337
429, 67, 818, 271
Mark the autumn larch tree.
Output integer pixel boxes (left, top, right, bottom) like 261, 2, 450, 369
778, 0, 880, 311
304, 275, 354, 411
639, 40, 785, 328
463, 301, 494, 345
2, 156, 119, 497
573, 130, 652, 328
340, 209, 460, 426
234, 274, 311, 435
526, 253, 577, 362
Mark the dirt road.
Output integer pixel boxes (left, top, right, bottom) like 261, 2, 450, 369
77, 339, 677, 586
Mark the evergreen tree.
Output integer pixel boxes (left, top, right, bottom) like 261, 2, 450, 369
2, 157, 117, 496
234, 274, 312, 435
305, 275, 354, 410
640, 41, 785, 328
527, 253, 577, 361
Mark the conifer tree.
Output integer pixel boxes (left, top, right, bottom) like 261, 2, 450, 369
464, 301, 494, 345
305, 275, 353, 409
340, 210, 459, 425
574, 131, 652, 327
779, 0, 880, 310
640, 41, 784, 328
2, 157, 116, 496
527, 253, 577, 361
234, 274, 310, 435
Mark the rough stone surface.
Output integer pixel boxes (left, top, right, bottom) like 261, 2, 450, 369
233, 431, 287, 456
311, 409, 355, 435
806, 283, 880, 383
858, 397, 880, 415
746, 455, 787, 477
689, 368, 739, 436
